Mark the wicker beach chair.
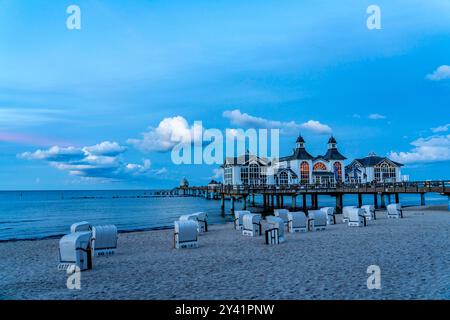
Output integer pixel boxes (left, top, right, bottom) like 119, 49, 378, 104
361, 205, 376, 220
242, 213, 262, 237
287, 211, 307, 233
58, 231, 93, 271
308, 210, 327, 231
266, 216, 285, 244
387, 203, 403, 219
91, 225, 118, 256
348, 208, 367, 227
343, 206, 357, 223
234, 210, 251, 230
174, 220, 198, 249
320, 207, 336, 225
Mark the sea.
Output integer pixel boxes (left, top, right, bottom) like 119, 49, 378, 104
0, 190, 448, 241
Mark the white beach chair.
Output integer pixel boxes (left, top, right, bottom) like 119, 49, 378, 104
174, 220, 198, 249
320, 207, 336, 225
191, 212, 208, 232
343, 206, 357, 223
348, 208, 367, 227
58, 231, 93, 271
91, 225, 118, 257
361, 205, 376, 221
234, 210, 251, 230
179, 212, 208, 233
274, 209, 290, 227
265, 216, 285, 244
70, 221, 91, 233
387, 203, 403, 219
287, 212, 307, 233
308, 210, 327, 231
242, 213, 262, 237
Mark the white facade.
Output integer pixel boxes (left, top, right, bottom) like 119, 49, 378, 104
221, 136, 347, 186
345, 153, 403, 183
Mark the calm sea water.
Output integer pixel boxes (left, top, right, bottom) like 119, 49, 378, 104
0, 190, 447, 241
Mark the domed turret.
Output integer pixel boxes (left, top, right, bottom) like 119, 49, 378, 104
180, 177, 189, 188
296, 135, 305, 149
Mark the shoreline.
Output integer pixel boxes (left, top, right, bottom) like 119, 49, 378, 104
1, 206, 450, 300
1, 204, 447, 243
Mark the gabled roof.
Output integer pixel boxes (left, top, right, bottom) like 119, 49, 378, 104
323, 148, 347, 161
351, 155, 403, 168
275, 168, 298, 179
280, 147, 314, 162
222, 153, 269, 167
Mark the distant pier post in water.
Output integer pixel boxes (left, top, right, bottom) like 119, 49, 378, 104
292, 195, 297, 210
220, 194, 225, 210
358, 194, 363, 208
302, 194, 307, 212
374, 193, 379, 209
230, 196, 235, 212
420, 193, 426, 206
251, 194, 255, 206
380, 193, 386, 208
242, 195, 247, 210
335, 194, 343, 214
395, 193, 400, 204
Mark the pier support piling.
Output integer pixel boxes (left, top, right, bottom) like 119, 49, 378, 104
292, 195, 297, 210
420, 193, 426, 206
395, 193, 400, 204
220, 194, 225, 210
380, 193, 386, 209
374, 193, 379, 209
230, 196, 235, 212
251, 194, 255, 207
335, 194, 343, 214
242, 196, 247, 210
358, 194, 363, 208
302, 194, 307, 212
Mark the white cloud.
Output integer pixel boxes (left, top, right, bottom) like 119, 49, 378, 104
128, 116, 203, 152
19, 142, 165, 181
222, 109, 332, 135
426, 65, 450, 81
300, 120, 332, 134
431, 123, 450, 133
389, 134, 450, 164
83, 141, 126, 156
368, 113, 386, 120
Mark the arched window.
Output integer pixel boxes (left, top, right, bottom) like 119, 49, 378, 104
333, 162, 342, 181
278, 172, 289, 186
313, 162, 327, 171
300, 161, 310, 184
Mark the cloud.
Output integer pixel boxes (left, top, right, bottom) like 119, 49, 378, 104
0, 107, 65, 127
222, 109, 332, 135
83, 141, 127, 156
368, 113, 386, 120
388, 134, 450, 164
128, 116, 203, 152
426, 65, 450, 81
19, 141, 165, 181
431, 123, 450, 133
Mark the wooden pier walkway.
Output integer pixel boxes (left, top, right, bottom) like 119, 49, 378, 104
177, 180, 450, 213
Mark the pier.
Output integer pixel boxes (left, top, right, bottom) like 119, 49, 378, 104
177, 181, 450, 213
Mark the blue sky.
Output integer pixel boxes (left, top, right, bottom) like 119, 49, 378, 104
0, 0, 449, 189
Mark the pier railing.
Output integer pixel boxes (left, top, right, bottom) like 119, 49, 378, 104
183, 180, 450, 195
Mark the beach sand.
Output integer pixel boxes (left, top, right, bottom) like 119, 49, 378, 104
1, 206, 449, 300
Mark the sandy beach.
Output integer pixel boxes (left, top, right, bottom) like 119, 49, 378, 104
1, 206, 449, 300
